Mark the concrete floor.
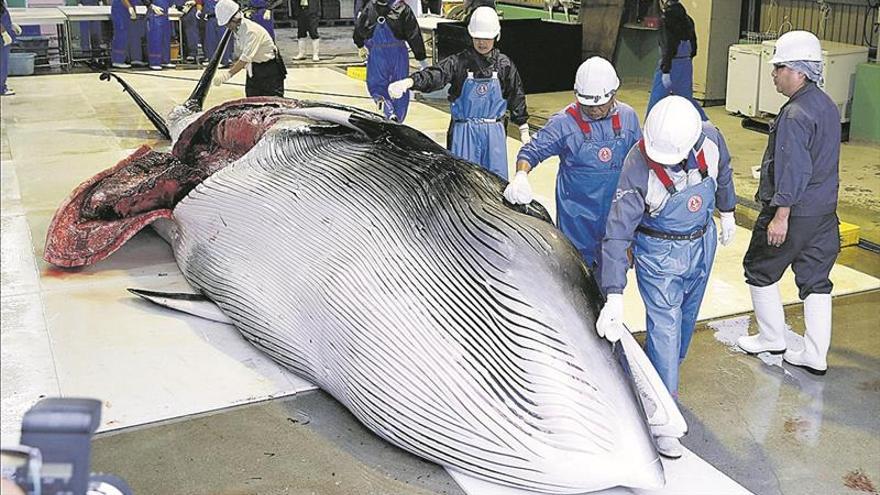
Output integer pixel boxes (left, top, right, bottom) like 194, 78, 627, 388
88, 288, 880, 495
2, 25, 880, 495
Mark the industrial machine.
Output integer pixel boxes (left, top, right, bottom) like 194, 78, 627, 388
725, 43, 764, 117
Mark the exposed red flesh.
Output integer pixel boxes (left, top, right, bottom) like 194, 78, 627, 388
44, 97, 306, 268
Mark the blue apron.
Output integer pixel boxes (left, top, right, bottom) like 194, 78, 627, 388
633, 141, 717, 398
250, 0, 275, 39
450, 72, 509, 179
557, 104, 630, 268
147, 0, 172, 66
0, 5, 15, 94
366, 13, 409, 121
647, 40, 708, 121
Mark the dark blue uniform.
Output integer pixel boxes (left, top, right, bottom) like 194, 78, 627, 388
743, 81, 841, 300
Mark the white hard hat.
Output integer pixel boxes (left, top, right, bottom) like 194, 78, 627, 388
769, 30, 822, 64
643, 96, 702, 165
574, 57, 620, 106
468, 7, 501, 40
216, 0, 241, 26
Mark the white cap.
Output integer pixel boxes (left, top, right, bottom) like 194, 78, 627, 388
769, 30, 822, 64
643, 96, 702, 165
468, 7, 501, 40
574, 57, 620, 106
216, 0, 241, 26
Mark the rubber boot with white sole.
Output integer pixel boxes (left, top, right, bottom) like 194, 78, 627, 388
784, 293, 831, 375
738, 283, 787, 354
655, 436, 683, 459
292, 38, 306, 60
311, 38, 320, 62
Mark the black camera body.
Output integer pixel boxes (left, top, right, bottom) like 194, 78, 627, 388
1, 398, 131, 495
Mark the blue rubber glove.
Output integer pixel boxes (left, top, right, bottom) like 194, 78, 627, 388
661, 73, 672, 90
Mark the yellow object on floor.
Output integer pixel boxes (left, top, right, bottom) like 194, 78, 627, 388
840, 221, 860, 247
346, 65, 367, 81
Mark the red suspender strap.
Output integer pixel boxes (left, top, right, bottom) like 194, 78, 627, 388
639, 139, 677, 195
695, 148, 709, 178
565, 105, 592, 135
611, 113, 621, 137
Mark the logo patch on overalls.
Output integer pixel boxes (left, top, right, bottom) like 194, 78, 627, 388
687, 195, 703, 212
598, 147, 613, 163
476, 83, 489, 96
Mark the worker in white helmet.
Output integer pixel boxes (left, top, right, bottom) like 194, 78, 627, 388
596, 95, 737, 458
738, 30, 840, 376
212, 0, 287, 96
503, 57, 640, 270
387, 6, 528, 180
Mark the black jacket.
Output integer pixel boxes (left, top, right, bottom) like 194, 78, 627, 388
410, 46, 529, 126
659, 1, 697, 74
353, 0, 426, 61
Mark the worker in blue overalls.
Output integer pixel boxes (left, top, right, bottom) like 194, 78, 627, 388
177, 0, 200, 63
353, 0, 427, 122
596, 96, 736, 459
1, 0, 21, 96
110, 0, 137, 68
388, 7, 528, 180
199, 0, 233, 66
646, 0, 706, 120
504, 57, 641, 271
77, 0, 103, 59
247, 0, 275, 39
146, 0, 175, 69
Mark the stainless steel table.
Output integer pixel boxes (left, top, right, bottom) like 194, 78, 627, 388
8, 7, 71, 70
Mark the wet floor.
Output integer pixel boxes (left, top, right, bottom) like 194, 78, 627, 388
88, 286, 880, 495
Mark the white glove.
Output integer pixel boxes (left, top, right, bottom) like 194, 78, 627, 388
661, 72, 672, 90
596, 294, 625, 343
128, 6, 137, 19
195, 8, 204, 19
388, 78, 413, 99
12, 23, 22, 36
503, 170, 532, 205
358, 46, 368, 60
418, 58, 429, 70
150, 4, 165, 15
263, 8, 271, 20
519, 123, 530, 144
719, 211, 736, 246
1, 31, 11, 47
213, 71, 231, 86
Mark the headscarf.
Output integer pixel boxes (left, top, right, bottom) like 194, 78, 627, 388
784, 60, 824, 86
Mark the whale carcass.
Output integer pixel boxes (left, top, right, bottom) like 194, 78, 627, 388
43, 59, 684, 494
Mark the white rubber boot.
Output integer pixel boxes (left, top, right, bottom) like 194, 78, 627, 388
311, 38, 320, 62
737, 283, 787, 354
784, 293, 831, 375
655, 436, 683, 459
292, 38, 306, 60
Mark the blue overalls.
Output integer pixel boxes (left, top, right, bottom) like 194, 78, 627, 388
179, 1, 200, 61
647, 40, 708, 121
78, 0, 103, 55
0, 4, 15, 94
559, 105, 631, 268
147, 0, 172, 66
365, 11, 409, 121
633, 140, 717, 398
110, 0, 136, 64
249, 0, 275, 39
450, 72, 509, 179
203, 0, 232, 64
